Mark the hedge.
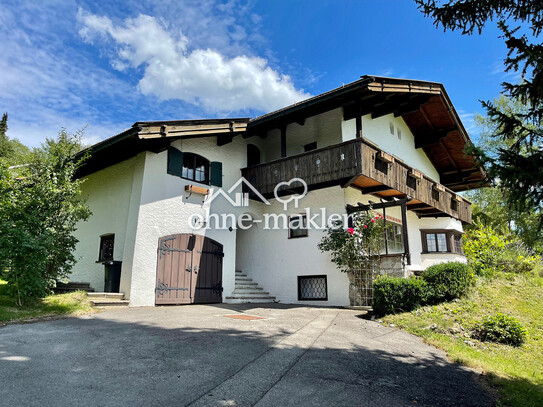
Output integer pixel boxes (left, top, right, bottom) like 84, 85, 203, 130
372, 262, 475, 315
373, 276, 429, 315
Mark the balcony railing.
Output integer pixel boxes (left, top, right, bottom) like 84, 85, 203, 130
241, 138, 471, 223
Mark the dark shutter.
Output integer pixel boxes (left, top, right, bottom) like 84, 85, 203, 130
210, 161, 222, 187
167, 147, 184, 177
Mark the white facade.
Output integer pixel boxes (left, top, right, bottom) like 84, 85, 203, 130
71, 109, 467, 307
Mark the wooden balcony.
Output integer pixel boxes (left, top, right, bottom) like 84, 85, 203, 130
241, 139, 471, 223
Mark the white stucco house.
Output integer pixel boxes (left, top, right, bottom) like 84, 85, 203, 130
69, 75, 487, 307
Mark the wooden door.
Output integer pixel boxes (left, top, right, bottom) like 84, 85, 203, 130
193, 236, 224, 304
155, 234, 223, 305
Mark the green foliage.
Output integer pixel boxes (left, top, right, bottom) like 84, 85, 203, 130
464, 224, 539, 276
422, 262, 475, 303
318, 210, 387, 273
0, 113, 31, 166
416, 1, 543, 232
373, 276, 429, 315
474, 313, 527, 346
0, 279, 94, 323
373, 262, 475, 315
0, 129, 91, 305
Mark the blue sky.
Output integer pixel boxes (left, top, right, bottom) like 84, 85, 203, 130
0, 0, 512, 147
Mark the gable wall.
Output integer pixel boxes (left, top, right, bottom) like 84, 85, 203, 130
342, 113, 440, 181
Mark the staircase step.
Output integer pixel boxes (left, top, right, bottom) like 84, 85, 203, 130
225, 297, 276, 304
90, 299, 129, 307
235, 282, 258, 287
227, 293, 275, 299
88, 292, 124, 300
233, 286, 264, 291
232, 291, 269, 295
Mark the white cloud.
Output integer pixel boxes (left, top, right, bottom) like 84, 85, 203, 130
77, 11, 310, 113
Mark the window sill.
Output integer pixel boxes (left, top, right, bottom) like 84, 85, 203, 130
421, 252, 465, 256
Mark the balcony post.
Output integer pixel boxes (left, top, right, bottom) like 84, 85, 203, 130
280, 125, 287, 158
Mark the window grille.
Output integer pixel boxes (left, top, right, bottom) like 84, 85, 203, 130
99, 234, 115, 262
298, 275, 327, 301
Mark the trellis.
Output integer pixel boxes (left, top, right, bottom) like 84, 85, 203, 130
345, 198, 411, 306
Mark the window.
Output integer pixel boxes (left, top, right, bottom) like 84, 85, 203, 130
298, 275, 328, 301
182, 153, 210, 184
304, 142, 317, 152
421, 230, 464, 254
453, 234, 464, 254
431, 188, 440, 201
385, 223, 404, 254
99, 234, 115, 262
288, 214, 308, 239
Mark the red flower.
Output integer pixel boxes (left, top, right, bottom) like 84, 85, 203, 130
371, 219, 375, 223
363, 225, 368, 229
348, 227, 354, 235
375, 215, 379, 219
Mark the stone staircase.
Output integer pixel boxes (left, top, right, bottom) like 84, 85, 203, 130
225, 270, 276, 304
88, 292, 129, 307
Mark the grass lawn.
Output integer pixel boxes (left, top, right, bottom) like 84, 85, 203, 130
382, 271, 543, 407
0, 280, 95, 324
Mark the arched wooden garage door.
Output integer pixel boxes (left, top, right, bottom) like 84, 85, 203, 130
155, 234, 223, 305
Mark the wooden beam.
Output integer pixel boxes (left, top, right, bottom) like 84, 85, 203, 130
361, 185, 393, 194
355, 104, 362, 138
217, 134, 234, 146
414, 127, 456, 149
280, 125, 287, 158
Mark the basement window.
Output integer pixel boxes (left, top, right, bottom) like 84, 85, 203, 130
298, 275, 328, 301
98, 234, 115, 262
288, 214, 308, 239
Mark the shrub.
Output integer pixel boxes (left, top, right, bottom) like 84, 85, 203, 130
373, 276, 429, 315
464, 225, 539, 275
464, 225, 509, 276
421, 262, 475, 302
473, 313, 526, 346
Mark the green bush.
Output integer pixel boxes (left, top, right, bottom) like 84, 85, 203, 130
474, 313, 526, 346
464, 225, 539, 275
422, 262, 475, 302
373, 276, 429, 315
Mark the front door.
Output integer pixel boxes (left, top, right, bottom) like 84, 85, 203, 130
155, 234, 223, 305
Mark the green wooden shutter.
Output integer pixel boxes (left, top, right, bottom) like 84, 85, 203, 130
210, 161, 223, 187
167, 147, 184, 177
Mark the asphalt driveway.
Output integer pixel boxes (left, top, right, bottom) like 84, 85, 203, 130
0, 304, 493, 406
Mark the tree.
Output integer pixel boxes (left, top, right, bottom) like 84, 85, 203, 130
415, 1, 543, 228
0, 129, 91, 305
464, 96, 543, 251
0, 112, 31, 166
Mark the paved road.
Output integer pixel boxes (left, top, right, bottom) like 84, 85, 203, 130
0, 304, 493, 406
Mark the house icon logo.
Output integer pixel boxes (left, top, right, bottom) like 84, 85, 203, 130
205, 177, 271, 207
